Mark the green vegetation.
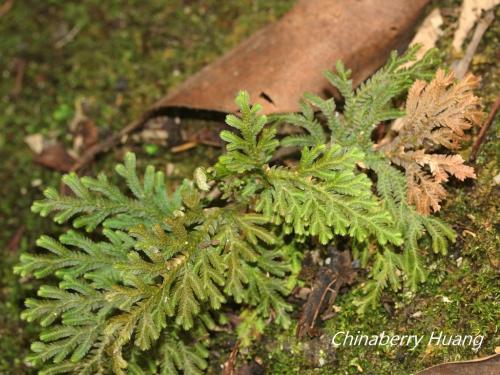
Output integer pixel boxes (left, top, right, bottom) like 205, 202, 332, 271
1, 1, 498, 374
0, 1, 294, 373
15, 46, 491, 373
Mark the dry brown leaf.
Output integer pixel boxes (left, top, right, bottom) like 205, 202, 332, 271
383, 69, 482, 215
417, 353, 500, 374
34, 143, 76, 172
153, 0, 431, 115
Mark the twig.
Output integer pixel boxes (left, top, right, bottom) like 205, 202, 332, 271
7, 225, 25, 252
54, 22, 84, 49
170, 140, 198, 153
452, 11, 495, 80
71, 113, 151, 172
72, 112, 224, 170
10, 57, 26, 98
309, 277, 339, 333
470, 96, 500, 162
296, 249, 355, 337
222, 340, 240, 375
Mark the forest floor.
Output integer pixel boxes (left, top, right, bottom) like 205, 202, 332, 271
0, 1, 498, 374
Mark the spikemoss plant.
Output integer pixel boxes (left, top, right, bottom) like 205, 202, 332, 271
15, 46, 480, 374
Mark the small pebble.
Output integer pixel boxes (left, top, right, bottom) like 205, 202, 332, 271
411, 311, 423, 318
494, 173, 500, 186
31, 179, 42, 187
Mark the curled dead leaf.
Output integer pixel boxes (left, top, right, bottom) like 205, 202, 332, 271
417, 353, 500, 375
153, 0, 431, 115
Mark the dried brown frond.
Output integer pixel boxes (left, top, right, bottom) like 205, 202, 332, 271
382, 69, 482, 215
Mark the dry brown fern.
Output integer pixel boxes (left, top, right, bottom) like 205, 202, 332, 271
381, 69, 483, 214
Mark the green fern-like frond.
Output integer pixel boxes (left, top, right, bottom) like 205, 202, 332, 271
31, 153, 184, 231
256, 144, 402, 245
279, 46, 458, 312
158, 335, 208, 375
217, 91, 279, 175
18, 46, 473, 373
326, 45, 439, 147
354, 249, 403, 314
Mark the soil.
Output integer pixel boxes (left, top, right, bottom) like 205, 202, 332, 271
0, 1, 497, 374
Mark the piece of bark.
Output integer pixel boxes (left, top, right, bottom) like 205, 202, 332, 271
153, 0, 430, 115
451, 0, 500, 52
296, 249, 356, 338
416, 353, 500, 375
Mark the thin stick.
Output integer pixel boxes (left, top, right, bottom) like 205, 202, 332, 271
11, 58, 26, 98
452, 11, 495, 80
470, 96, 500, 162
71, 114, 151, 172
54, 22, 84, 49
222, 340, 240, 375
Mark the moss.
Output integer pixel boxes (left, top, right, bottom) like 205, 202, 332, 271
1, 0, 497, 373
0, 1, 294, 372
251, 143, 498, 374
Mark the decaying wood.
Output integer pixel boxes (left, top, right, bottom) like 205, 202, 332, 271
470, 96, 500, 161
296, 249, 356, 338
417, 353, 500, 375
451, 0, 499, 52
153, 0, 430, 115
